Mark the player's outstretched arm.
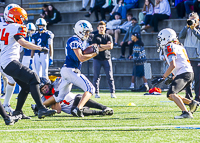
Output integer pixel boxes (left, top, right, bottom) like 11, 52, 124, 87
74, 48, 97, 62
17, 37, 43, 51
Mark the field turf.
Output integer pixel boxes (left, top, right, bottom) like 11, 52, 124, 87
0, 91, 200, 143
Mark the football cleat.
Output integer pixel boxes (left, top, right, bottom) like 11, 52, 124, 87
4, 115, 20, 125
31, 104, 38, 116
95, 94, 100, 98
38, 108, 57, 119
189, 100, 199, 113
102, 107, 114, 116
13, 110, 31, 119
111, 93, 117, 98
3, 105, 14, 115
174, 111, 193, 119
72, 107, 84, 117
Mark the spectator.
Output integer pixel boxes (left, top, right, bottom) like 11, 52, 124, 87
119, 17, 141, 59
46, 4, 62, 27
79, 0, 95, 11
140, 0, 154, 33
184, 0, 196, 18
179, 12, 200, 101
117, 0, 138, 19
194, 0, 200, 17
106, 13, 133, 46
92, 21, 116, 98
175, 0, 186, 18
40, 4, 48, 20
106, 12, 121, 30
110, 0, 123, 20
101, 0, 117, 21
142, 0, 171, 33
129, 32, 149, 91
85, 0, 105, 22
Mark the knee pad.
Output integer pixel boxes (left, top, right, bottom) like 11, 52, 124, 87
29, 72, 40, 85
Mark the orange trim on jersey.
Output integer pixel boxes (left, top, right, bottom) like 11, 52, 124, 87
44, 95, 53, 100
15, 33, 26, 37
167, 52, 176, 57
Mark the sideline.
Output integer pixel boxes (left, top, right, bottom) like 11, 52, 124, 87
1, 125, 200, 132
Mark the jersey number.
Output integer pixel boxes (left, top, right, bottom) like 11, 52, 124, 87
167, 46, 172, 52
37, 38, 42, 46
0, 28, 9, 45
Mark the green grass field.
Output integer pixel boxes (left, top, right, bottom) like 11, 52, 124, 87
1, 91, 200, 143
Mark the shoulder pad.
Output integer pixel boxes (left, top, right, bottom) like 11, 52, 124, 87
165, 43, 176, 57
15, 25, 27, 37
46, 30, 54, 39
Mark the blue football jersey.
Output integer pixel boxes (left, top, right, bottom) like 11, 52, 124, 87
23, 36, 32, 56
32, 31, 51, 53
64, 35, 87, 69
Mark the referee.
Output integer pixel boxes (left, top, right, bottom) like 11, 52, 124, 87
92, 21, 116, 98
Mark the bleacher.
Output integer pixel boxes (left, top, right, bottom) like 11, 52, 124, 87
6, 0, 187, 89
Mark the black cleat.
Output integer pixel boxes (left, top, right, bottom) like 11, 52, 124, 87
189, 100, 199, 113
31, 104, 38, 116
102, 107, 114, 116
174, 111, 193, 119
13, 110, 31, 119
72, 107, 84, 117
4, 115, 20, 125
38, 108, 57, 119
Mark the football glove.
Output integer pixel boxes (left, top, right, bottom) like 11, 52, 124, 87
151, 76, 165, 85
49, 58, 53, 66
41, 47, 49, 54
93, 45, 99, 55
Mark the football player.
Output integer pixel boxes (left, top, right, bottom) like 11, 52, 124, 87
21, 23, 36, 69
0, 7, 56, 119
42, 20, 101, 117
31, 18, 54, 79
0, 4, 21, 115
152, 28, 199, 119
31, 77, 113, 116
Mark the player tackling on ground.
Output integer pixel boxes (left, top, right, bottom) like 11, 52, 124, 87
43, 20, 102, 117
0, 7, 56, 119
152, 28, 199, 119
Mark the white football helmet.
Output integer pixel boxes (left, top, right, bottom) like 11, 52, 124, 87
74, 20, 93, 40
27, 23, 36, 36
35, 18, 47, 31
27, 23, 36, 31
157, 28, 177, 49
4, 4, 21, 21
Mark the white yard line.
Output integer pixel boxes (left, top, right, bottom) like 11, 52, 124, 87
1, 125, 200, 132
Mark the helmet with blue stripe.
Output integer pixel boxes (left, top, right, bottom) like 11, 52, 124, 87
4, 3, 20, 21
74, 20, 93, 40
35, 18, 47, 31
27, 23, 36, 31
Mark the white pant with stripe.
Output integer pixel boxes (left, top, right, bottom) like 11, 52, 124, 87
54, 67, 95, 102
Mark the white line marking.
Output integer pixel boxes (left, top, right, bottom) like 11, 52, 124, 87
1, 125, 200, 132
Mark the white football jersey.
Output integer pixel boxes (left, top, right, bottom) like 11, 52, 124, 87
0, 22, 27, 69
164, 43, 193, 76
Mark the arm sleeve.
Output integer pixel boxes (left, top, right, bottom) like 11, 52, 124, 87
14, 35, 23, 41
179, 26, 189, 39
123, 28, 129, 42
167, 54, 176, 63
107, 35, 113, 43
192, 28, 200, 40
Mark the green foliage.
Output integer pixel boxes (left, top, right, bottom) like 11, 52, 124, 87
0, 91, 200, 143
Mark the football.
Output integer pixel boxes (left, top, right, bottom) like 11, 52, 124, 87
83, 45, 94, 54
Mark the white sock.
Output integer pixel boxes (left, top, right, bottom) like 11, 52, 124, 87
3, 84, 15, 106
131, 83, 134, 87
144, 83, 148, 85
